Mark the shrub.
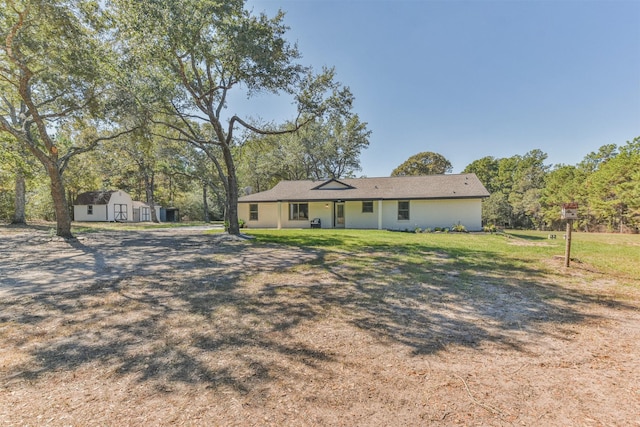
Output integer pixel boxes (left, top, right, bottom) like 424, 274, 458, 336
452, 223, 467, 233
414, 227, 422, 234
483, 224, 497, 233
225, 219, 246, 230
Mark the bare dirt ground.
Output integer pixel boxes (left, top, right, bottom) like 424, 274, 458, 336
1, 225, 639, 426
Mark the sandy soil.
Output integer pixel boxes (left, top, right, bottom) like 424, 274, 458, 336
1, 225, 639, 426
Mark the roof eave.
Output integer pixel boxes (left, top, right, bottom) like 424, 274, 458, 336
239, 195, 490, 203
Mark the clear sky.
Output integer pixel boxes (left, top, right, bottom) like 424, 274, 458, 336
236, 0, 640, 177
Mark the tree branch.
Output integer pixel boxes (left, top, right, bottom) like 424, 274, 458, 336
150, 111, 216, 147
172, 50, 208, 116
59, 126, 139, 173
228, 114, 313, 140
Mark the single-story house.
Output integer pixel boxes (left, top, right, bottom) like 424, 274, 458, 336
73, 190, 161, 222
237, 174, 490, 231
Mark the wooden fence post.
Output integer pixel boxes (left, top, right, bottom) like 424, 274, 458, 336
565, 219, 573, 267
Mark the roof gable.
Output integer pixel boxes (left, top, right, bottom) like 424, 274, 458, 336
74, 191, 114, 205
311, 179, 355, 190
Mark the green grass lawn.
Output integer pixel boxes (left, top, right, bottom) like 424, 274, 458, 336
64, 221, 638, 287
242, 229, 640, 287
510, 230, 640, 282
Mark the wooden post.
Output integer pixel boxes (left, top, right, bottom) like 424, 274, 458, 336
561, 202, 578, 268
564, 219, 573, 267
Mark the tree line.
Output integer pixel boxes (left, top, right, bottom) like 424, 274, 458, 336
1, 113, 371, 225
463, 138, 640, 233
3, 130, 638, 233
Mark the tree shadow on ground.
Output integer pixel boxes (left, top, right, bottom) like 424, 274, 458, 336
253, 238, 629, 358
1, 229, 634, 396
506, 231, 553, 241
0, 223, 55, 232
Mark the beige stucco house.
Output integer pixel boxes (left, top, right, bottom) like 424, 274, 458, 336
237, 174, 490, 231
73, 190, 161, 222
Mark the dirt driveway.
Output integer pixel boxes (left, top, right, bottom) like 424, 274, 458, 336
1, 226, 639, 426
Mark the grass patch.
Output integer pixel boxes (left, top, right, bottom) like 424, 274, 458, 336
245, 229, 546, 292
243, 229, 640, 284
502, 230, 640, 281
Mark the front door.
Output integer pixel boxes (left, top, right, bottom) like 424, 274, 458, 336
335, 202, 345, 228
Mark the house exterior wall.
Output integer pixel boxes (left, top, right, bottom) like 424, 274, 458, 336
240, 202, 334, 229
240, 198, 483, 231
345, 200, 378, 229
280, 202, 328, 229
381, 199, 482, 231
309, 202, 334, 228
240, 202, 279, 228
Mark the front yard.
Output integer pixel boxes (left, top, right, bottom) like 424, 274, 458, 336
1, 225, 639, 425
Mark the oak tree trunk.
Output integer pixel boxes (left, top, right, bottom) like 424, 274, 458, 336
145, 172, 159, 223
46, 162, 73, 238
11, 171, 26, 225
222, 145, 240, 235
202, 184, 210, 223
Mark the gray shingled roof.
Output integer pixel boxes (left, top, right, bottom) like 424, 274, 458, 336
74, 191, 115, 205
238, 174, 490, 203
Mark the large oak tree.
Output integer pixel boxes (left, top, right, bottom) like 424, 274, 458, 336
111, 0, 352, 235
0, 0, 132, 237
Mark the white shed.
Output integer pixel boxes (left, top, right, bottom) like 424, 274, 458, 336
132, 200, 162, 222
73, 190, 134, 222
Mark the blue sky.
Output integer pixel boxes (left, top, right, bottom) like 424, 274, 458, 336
237, 0, 640, 177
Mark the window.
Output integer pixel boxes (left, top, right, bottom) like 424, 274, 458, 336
141, 207, 150, 222
398, 201, 410, 220
289, 203, 309, 220
87, 205, 93, 215
249, 204, 258, 221
362, 201, 374, 213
